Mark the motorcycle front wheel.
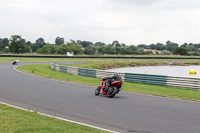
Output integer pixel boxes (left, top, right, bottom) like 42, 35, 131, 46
94, 86, 100, 95
107, 86, 117, 98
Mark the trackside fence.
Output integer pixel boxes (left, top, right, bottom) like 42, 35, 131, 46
51, 63, 200, 89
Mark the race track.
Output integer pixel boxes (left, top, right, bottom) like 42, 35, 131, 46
0, 63, 200, 133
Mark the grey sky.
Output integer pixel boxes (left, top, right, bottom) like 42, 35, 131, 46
1, 0, 200, 45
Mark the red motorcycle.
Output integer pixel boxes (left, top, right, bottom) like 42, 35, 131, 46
95, 78, 123, 98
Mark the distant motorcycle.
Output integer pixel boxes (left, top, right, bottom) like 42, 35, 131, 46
12, 59, 19, 65
95, 78, 123, 98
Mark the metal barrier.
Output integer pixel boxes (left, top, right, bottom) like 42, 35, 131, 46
78, 68, 96, 78
51, 63, 200, 89
60, 66, 67, 73
166, 76, 200, 89
125, 73, 167, 86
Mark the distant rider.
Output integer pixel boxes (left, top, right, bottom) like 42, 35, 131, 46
103, 73, 122, 91
12, 59, 19, 65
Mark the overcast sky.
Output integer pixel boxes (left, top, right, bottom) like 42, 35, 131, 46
1, 0, 200, 45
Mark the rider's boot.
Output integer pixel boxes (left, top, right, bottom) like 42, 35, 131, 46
103, 83, 110, 91
97, 86, 100, 91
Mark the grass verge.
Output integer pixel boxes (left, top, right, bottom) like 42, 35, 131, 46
0, 104, 107, 133
1, 57, 200, 63
17, 64, 200, 102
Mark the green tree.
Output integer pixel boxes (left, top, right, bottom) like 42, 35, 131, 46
0, 38, 9, 50
137, 49, 144, 54
137, 44, 149, 49
66, 43, 83, 55
55, 37, 64, 45
2, 38, 9, 46
116, 47, 127, 55
125, 45, 139, 54
98, 46, 106, 54
84, 45, 97, 55
77, 40, 93, 48
115, 47, 123, 54
0, 43, 5, 50
161, 45, 167, 50
166, 40, 178, 52
105, 46, 116, 54
121, 43, 126, 47
25, 45, 31, 52
26, 41, 31, 46
149, 44, 156, 49
172, 47, 188, 55
94, 42, 107, 47
9, 35, 30, 53
38, 44, 58, 54
111, 40, 121, 47
36, 38, 45, 48
30, 43, 39, 52
194, 48, 200, 55
155, 43, 164, 50
187, 45, 195, 51
57, 44, 68, 55
180, 43, 188, 48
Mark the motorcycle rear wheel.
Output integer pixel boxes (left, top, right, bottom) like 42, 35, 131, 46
94, 86, 100, 95
107, 86, 117, 98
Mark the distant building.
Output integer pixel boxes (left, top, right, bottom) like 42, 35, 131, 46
66, 52, 74, 56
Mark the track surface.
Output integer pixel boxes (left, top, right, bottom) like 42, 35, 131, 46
0, 63, 200, 133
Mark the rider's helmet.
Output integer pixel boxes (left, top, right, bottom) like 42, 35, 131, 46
114, 73, 119, 77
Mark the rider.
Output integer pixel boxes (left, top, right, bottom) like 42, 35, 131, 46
103, 73, 122, 91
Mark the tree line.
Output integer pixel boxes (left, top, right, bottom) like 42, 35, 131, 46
0, 35, 200, 56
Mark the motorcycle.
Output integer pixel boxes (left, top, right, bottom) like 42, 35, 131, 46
95, 78, 123, 98
12, 61, 17, 65
12, 59, 19, 65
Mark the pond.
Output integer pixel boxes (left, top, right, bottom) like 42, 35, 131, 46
107, 65, 200, 78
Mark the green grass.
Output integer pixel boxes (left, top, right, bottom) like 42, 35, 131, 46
18, 64, 99, 86
1, 57, 200, 63
0, 57, 115, 63
17, 64, 200, 102
0, 104, 107, 133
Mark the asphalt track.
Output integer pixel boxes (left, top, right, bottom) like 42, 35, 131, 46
0, 63, 200, 133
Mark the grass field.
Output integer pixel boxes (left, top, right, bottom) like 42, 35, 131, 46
0, 104, 107, 133
1, 57, 200, 63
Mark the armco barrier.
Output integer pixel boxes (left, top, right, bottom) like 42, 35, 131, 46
66, 66, 78, 75
51, 63, 200, 89
60, 66, 67, 73
166, 76, 200, 89
78, 68, 96, 78
125, 73, 167, 86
